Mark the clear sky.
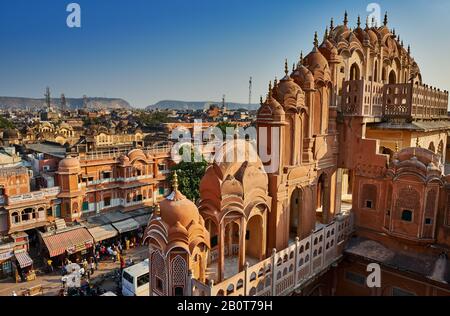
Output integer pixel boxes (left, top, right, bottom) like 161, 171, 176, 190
0, 0, 449, 108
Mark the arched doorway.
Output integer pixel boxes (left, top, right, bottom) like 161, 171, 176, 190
373, 61, 378, 82
350, 63, 360, 80
246, 214, 264, 260
289, 188, 302, 241
316, 174, 326, 224
389, 70, 397, 84
428, 142, 436, 153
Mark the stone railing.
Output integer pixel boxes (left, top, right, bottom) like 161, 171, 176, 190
383, 82, 449, 121
341, 80, 449, 121
341, 80, 384, 117
196, 213, 353, 296
7, 187, 61, 205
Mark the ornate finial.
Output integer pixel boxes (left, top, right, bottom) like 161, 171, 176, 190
268, 81, 273, 97
392, 28, 396, 36
365, 16, 369, 29
300, 51, 304, 65
384, 12, 388, 26
274, 76, 278, 87
324, 26, 329, 39
284, 59, 289, 76
172, 170, 179, 191
154, 204, 161, 217
292, 63, 295, 72
416, 138, 420, 148
401, 40, 404, 47
357, 15, 361, 28
330, 18, 334, 31
260, 95, 263, 104
344, 11, 348, 26
408, 45, 411, 55
313, 32, 319, 47
397, 34, 400, 42
395, 142, 399, 153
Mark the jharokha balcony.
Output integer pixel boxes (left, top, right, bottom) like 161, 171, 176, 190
341, 80, 449, 121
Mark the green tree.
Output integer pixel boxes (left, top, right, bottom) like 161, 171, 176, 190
215, 122, 237, 139
0, 117, 15, 129
137, 111, 170, 128
168, 149, 208, 203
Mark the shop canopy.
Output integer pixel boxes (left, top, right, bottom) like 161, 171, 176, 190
87, 224, 118, 243
111, 218, 140, 234
42, 227, 94, 258
14, 250, 33, 269
133, 214, 151, 227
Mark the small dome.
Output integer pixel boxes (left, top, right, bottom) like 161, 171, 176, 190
305, 47, 329, 71
59, 156, 81, 171
276, 76, 302, 104
160, 174, 202, 228
293, 65, 315, 90
3, 129, 19, 140
366, 29, 379, 46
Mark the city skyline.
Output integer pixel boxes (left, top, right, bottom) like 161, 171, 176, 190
0, 0, 449, 108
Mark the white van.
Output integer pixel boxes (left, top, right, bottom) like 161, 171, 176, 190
121, 259, 150, 296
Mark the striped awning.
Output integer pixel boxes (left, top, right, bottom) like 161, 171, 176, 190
14, 250, 33, 268
42, 228, 94, 258
87, 224, 118, 242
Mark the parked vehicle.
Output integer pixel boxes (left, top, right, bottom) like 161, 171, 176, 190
121, 259, 149, 296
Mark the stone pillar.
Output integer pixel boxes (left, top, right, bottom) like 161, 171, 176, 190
238, 218, 247, 272
218, 221, 225, 282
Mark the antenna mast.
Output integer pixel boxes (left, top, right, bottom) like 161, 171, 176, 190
249, 76, 253, 105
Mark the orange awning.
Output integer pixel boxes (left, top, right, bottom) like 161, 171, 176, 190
42, 228, 94, 258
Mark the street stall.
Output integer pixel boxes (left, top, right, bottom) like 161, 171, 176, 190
0, 243, 15, 280
112, 218, 141, 250
40, 226, 94, 265
14, 249, 35, 282
87, 224, 118, 243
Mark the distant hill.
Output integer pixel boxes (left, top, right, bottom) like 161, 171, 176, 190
146, 100, 260, 111
0, 97, 132, 110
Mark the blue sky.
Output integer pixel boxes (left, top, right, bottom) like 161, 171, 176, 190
0, 0, 449, 108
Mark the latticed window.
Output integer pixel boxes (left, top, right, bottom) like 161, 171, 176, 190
151, 251, 166, 295
171, 255, 187, 286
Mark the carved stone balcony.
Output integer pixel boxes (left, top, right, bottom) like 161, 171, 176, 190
340, 80, 449, 122
383, 83, 449, 121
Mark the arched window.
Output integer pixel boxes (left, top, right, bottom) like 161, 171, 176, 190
428, 142, 436, 153
389, 70, 397, 84
11, 212, 20, 224
374, 61, 378, 82
350, 63, 360, 81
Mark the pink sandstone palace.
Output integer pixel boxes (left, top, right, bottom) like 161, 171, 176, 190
144, 12, 450, 296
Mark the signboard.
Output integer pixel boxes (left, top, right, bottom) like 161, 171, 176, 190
0, 250, 14, 261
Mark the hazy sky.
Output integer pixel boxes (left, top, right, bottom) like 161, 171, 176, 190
0, 0, 449, 108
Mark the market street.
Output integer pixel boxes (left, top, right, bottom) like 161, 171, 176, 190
0, 246, 148, 296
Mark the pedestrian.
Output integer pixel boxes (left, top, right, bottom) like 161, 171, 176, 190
113, 249, 118, 263
120, 256, 126, 272
89, 258, 95, 275
47, 258, 54, 273
94, 252, 99, 270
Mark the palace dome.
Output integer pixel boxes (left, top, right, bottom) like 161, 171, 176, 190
160, 174, 202, 228
3, 129, 19, 140
59, 156, 81, 171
